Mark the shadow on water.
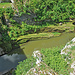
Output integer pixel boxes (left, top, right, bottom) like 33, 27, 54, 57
0, 24, 27, 75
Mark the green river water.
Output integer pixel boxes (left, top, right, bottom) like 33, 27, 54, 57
20, 32, 75, 58
0, 32, 75, 74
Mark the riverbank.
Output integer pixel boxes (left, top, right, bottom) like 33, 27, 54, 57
8, 32, 75, 58
0, 2, 75, 75
15, 37, 75, 75
61, 37, 75, 75
0, 2, 75, 56
0, 20, 74, 56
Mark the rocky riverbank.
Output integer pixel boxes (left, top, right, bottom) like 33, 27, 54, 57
26, 37, 75, 75
61, 37, 75, 75
0, 36, 75, 75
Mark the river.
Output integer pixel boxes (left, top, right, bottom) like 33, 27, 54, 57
0, 32, 75, 74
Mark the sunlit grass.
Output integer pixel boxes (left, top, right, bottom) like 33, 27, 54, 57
16, 32, 61, 41
0, 3, 12, 8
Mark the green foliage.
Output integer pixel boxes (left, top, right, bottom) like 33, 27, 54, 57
9, 26, 20, 38
52, 32, 61, 35
0, 8, 5, 17
9, 18, 16, 24
15, 46, 71, 75
14, 0, 75, 23
1, 25, 10, 41
69, 41, 73, 44
70, 46, 75, 50
0, 24, 12, 52
8, 22, 42, 39
40, 47, 70, 75
5, 7, 14, 18
15, 56, 36, 75
0, 3, 11, 8
0, 7, 14, 23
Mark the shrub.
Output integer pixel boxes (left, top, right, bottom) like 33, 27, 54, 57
13, 0, 75, 23
15, 56, 36, 75
40, 47, 70, 75
70, 46, 75, 50
15, 46, 70, 75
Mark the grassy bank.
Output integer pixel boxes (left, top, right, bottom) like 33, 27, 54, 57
41, 21, 74, 33
0, 3, 11, 8
10, 32, 61, 52
16, 32, 61, 42
15, 46, 70, 75
9, 21, 74, 41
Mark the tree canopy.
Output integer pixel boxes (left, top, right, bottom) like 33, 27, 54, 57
13, 0, 75, 22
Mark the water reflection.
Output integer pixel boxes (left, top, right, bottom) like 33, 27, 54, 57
0, 53, 26, 73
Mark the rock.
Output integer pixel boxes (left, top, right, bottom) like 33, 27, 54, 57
13, 13, 37, 25
59, 22, 62, 25
25, 50, 58, 75
71, 61, 75, 69
11, 0, 14, 3
70, 72, 74, 75
60, 37, 75, 75
71, 37, 75, 42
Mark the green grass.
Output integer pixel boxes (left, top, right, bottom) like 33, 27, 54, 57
70, 46, 75, 50
16, 32, 61, 41
52, 32, 61, 35
43, 22, 74, 33
0, 3, 11, 8
40, 46, 70, 75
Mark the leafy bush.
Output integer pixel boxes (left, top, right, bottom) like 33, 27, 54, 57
1, 25, 10, 41
40, 47, 70, 75
15, 56, 36, 75
8, 22, 42, 39
70, 46, 75, 50
5, 7, 14, 18
10, 18, 16, 24
0, 24, 12, 52
15, 46, 70, 75
0, 8, 5, 17
13, 0, 75, 22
